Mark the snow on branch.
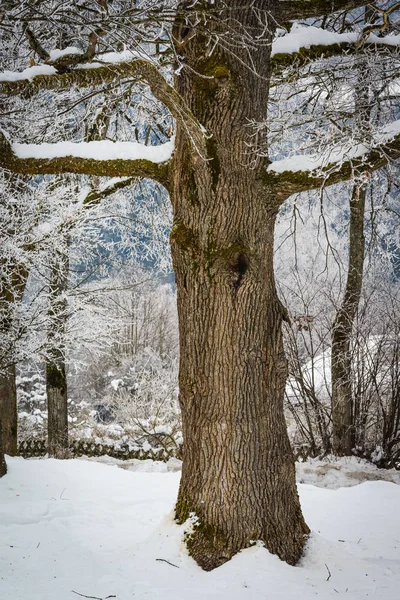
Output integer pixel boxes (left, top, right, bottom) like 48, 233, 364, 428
266, 121, 400, 199
13, 138, 175, 163
0, 58, 207, 158
271, 24, 400, 75
0, 131, 172, 189
0, 49, 152, 84
272, 25, 400, 58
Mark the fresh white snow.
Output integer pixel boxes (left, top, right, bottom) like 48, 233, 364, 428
0, 456, 399, 600
272, 24, 400, 56
0, 65, 57, 82
12, 138, 175, 164
49, 47, 83, 61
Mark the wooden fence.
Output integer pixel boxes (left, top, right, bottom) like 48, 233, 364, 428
18, 438, 317, 462
18, 438, 180, 462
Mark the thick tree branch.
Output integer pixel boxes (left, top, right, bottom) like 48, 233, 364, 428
0, 131, 172, 190
279, 1, 373, 22
266, 134, 400, 201
271, 39, 400, 76
0, 59, 207, 156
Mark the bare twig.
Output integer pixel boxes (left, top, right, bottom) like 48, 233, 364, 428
156, 558, 179, 568
325, 563, 332, 581
71, 591, 116, 600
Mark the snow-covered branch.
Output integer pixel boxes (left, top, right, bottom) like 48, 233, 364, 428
0, 131, 172, 188
267, 122, 400, 199
271, 26, 400, 75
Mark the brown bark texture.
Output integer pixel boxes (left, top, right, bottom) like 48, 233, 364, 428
331, 185, 366, 455
171, 1, 309, 571
46, 245, 69, 459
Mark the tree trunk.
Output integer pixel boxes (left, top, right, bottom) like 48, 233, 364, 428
0, 261, 29, 456
331, 185, 366, 455
0, 364, 17, 456
47, 354, 68, 458
0, 416, 7, 477
46, 243, 69, 458
171, 2, 309, 570
331, 39, 370, 456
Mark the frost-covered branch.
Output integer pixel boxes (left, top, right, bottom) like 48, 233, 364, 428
0, 58, 207, 157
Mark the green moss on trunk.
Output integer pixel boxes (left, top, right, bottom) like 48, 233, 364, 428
46, 363, 66, 394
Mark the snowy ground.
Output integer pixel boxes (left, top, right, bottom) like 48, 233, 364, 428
1, 457, 399, 600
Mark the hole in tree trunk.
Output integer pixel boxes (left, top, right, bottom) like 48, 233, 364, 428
229, 252, 249, 290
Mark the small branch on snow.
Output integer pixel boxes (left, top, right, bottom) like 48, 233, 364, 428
71, 591, 116, 600
325, 563, 332, 582
156, 558, 179, 568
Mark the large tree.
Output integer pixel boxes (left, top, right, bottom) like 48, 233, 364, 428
1, 0, 400, 570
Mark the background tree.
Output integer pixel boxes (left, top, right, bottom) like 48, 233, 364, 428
0, 419, 6, 477
1, 0, 400, 571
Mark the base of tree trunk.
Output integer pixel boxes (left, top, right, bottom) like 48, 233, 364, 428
48, 441, 70, 459
0, 452, 7, 477
0, 437, 7, 477
175, 482, 310, 571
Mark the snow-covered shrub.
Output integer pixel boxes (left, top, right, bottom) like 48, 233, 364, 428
104, 349, 181, 450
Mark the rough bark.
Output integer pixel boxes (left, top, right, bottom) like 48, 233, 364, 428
331, 185, 367, 455
46, 244, 69, 459
171, 1, 309, 571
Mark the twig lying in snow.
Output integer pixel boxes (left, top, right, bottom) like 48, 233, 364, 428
71, 591, 116, 599
325, 563, 332, 582
156, 558, 179, 568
